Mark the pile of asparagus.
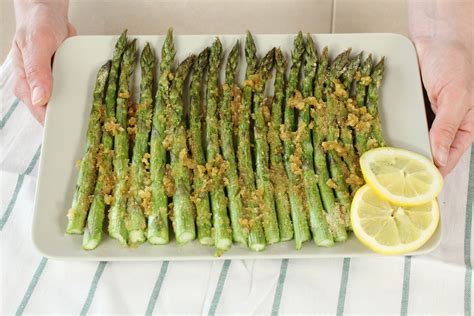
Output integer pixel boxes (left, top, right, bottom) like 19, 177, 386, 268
66, 29, 385, 252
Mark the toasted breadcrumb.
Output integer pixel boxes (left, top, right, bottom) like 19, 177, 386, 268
104, 118, 122, 136
179, 148, 196, 170
305, 96, 319, 108
346, 174, 364, 186
104, 194, 114, 205
127, 126, 137, 138
346, 113, 359, 127
361, 76, 372, 86
367, 138, 378, 150
163, 164, 175, 197
322, 141, 347, 157
326, 179, 338, 189
354, 71, 361, 81
230, 85, 242, 131
162, 134, 173, 150
142, 153, 151, 168
288, 90, 305, 110
139, 186, 152, 216
335, 203, 347, 225
262, 97, 272, 123
334, 80, 348, 98
248, 74, 262, 90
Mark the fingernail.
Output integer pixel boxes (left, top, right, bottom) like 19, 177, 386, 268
32, 86, 46, 106
436, 147, 448, 166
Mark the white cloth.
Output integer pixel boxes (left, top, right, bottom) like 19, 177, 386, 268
1, 51, 473, 315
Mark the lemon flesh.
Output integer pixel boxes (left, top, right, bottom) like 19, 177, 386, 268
351, 185, 439, 255
360, 147, 443, 206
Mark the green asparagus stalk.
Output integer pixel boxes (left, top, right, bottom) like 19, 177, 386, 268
299, 35, 333, 246
355, 54, 372, 107
252, 47, 280, 244
108, 40, 138, 245
283, 32, 311, 249
367, 57, 386, 147
238, 31, 267, 251
169, 55, 196, 244
342, 52, 362, 95
335, 53, 364, 194
126, 43, 156, 245
314, 46, 328, 101
354, 55, 373, 156
323, 51, 353, 229
83, 30, 127, 249
148, 29, 175, 245
312, 47, 348, 241
189, 47, 213, 246
326, 94, 352, 227
268, 48, 294, 242
66, 60, 111, 234
206, 38, 233, 251
220, 41, 249, 246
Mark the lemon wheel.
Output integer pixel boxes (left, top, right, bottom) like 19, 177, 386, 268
351, 185, 439, 255
360, 147, 443, 206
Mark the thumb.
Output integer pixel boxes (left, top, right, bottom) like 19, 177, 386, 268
429, 86, 466, 167
21, 40, 55, 106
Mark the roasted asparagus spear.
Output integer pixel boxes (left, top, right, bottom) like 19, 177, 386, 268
220, 42, 249, 246
108, 40, 138, 245
169, 56, 196, 244
206, 38, 233, 251
83, 31, 127, 249
148, 29, 175, 244
268, 48, 294, 242
126, 43, 156, 245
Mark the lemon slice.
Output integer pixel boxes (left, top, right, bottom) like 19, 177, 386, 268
351, 185, 439, 255
360, 147, 443, 206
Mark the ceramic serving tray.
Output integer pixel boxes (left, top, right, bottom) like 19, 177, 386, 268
32, 33, 440, 260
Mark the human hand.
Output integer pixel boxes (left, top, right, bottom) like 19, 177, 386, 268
413, 37, 473, 176
13, 0, 75, 124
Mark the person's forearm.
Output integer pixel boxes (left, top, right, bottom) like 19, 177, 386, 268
408, 0, 473, 49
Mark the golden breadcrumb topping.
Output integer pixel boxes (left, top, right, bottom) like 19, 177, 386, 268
163, 164, 175, 197
346, 174, 364, 186
104, 118, 123, 136
162, 134, 173, 151
262, 97, 272, 124
326, 179, 338, 189
354, 71, 361, 81
360, 76, 372, 86
104, 194, 114, 205
322, 141, 347, 157
139, 186, 152, 216
288, 90, 306, 110
346, 113, 359, 127
367, 138, 378, 150
179, 148, 196, 170
333, 80, 348, 98
230, 85, 242, 131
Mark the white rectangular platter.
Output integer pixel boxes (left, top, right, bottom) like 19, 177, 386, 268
32, 33, 440, 260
